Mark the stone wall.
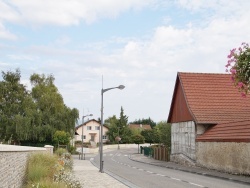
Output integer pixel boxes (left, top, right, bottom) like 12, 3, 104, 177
0, 144, 49, 188
171, 121, 196, 160
196, 142, 250, 175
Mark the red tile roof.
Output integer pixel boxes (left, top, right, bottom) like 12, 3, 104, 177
168, 72, 250, 124
196, 120, 250, 142
128, 124, 152, 130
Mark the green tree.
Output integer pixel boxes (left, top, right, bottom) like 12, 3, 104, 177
0, 69, 35, 143
132, 134, 145, 153
118, 106, 128, 128
105, 107, 133, 144
30, 73, 79, 143
0, 70, 79, 144
105, 115, 119, 143
155, 121, 171, 148
53, 130, 71, 145
104, 115, 118, 127
141, 129, 155, 144
118, 107, 133, 143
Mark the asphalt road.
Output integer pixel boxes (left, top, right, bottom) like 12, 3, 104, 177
91, 148, 250, 188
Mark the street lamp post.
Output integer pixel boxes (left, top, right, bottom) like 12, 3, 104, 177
100, 85, 125, 173
81, 113, 93, 160
118, 127, 120, 150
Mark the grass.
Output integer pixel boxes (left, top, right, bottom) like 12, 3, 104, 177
24, 151, 81, 188
26, 152, 58, 182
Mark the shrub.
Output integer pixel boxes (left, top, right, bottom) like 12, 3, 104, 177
226, 42, 250, 96
55, 148, 68, 157
24, 152, 80, 188
26, 153, 57, 182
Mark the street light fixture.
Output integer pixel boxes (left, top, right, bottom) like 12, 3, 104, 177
81, 113, 93, 160
100, 84, 125, 173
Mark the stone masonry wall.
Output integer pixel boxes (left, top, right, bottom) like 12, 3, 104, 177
0, 145, 48, 188
196, 142, 250, 175
171, 121, 196, 160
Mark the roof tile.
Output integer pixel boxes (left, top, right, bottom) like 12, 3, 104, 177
178, 72, 250, 124
196, 120, 250, 142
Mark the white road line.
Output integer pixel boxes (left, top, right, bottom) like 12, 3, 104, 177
156, 174, 165, 177
170, 177, 181, 181
188, 182, 205, 187
111, 153, 206, 188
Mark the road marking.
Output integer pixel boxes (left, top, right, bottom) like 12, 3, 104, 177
188, 182, 205, 187
157, 174, 165, 177
111, 152, 206, 188
170, 177, 181, 181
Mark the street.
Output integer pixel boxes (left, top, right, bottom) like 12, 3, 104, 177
90, 148, 250, 188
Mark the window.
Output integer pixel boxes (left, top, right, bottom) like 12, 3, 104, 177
103, 135, 107, 139
95, 126, 100, 130
81, 135, 86, 139
87, 126, 92, 130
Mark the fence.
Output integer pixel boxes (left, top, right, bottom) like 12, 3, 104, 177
143, 146, 169, 162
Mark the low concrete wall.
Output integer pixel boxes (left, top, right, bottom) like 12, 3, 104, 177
77, 143, 151, 154
196, 142, 250, 175
0, 144, 49, 188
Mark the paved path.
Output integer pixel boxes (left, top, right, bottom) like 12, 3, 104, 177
73, 157, 127, 188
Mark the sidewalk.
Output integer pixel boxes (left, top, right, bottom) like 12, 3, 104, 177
72, 156, 127, 188
129, 153, 250, 185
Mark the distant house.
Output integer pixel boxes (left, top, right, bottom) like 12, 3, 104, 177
128, 124, 152, 131
75, 119, 109, 144
167, 72, 250, 174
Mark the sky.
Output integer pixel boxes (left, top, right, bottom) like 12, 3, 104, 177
1, 0, 250, 124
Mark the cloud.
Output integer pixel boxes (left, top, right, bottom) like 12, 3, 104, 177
0, 0, 155, 26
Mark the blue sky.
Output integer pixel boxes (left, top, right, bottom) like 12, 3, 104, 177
1, 0, 250, 123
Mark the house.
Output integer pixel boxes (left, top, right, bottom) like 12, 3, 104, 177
128, 124, 152, 131
75, 119, 109, 144
167, 72, 250, 168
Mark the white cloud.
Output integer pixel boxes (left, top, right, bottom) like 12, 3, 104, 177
0, 0, 155, 26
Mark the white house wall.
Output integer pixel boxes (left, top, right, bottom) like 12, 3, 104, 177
75, 121, 109, 143
171, 121, 196, 161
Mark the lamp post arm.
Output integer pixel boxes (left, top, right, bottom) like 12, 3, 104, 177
102, 85, 125, 93
102, 87, 117, 93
